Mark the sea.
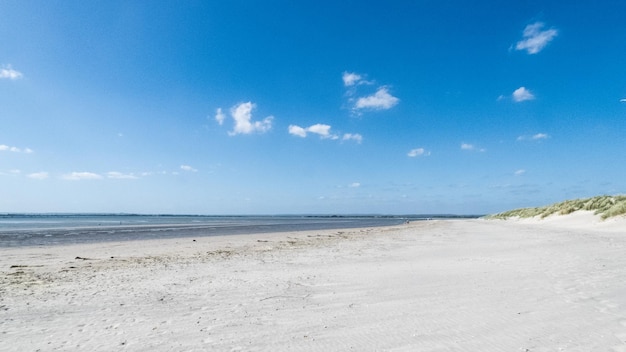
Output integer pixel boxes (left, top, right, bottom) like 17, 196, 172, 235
0, 213, 478, 248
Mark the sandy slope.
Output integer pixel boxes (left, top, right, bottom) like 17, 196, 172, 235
1, 217, 626, 351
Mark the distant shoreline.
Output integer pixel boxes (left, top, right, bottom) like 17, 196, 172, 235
0, 213, 483, 218
0, 214, 481, 248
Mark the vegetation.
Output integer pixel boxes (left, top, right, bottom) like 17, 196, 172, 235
487, 195, 626, 220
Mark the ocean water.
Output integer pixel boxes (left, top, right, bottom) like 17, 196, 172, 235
0, 214, 471, 248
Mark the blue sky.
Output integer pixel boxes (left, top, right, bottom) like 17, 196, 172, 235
1, 1, 625, 214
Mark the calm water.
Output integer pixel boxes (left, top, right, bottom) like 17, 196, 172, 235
0, 214, 475, 247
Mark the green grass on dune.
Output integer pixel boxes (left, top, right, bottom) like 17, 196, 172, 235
487, 195, 626, 220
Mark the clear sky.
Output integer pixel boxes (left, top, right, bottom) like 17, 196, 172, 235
1, 1, 626, 215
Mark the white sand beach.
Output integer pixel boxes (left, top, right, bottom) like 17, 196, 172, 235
2, 214, 626, 351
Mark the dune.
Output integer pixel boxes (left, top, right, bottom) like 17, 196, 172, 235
491, 210, 626, 233
1, 217, 626, 351
487, 194, 626, 220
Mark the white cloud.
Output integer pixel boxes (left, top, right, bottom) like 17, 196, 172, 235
27, 172, 49, 180
620, 98, 626, 103
354, 87, 399, 110
461, 143, 485, 152
344, 72, 397, 114
0, 144, 33, 153
107, 171, 138, 179
342, 72, 363, 87
215, 108, 225, 125
307, 124, 336, 139
348, 182, 361, 188
342, 133, 362, 143
515, 22, 558, 54
512, 87, 535, 102
289, 124, 340, 140
62, 172, 103, 180
517, 133, 549, 141
0, 65, 23, 80
514, 169, 526, 176
407, 148, 430, 157
228, 102, 273, 135
180, 165, 198, 172
342, 72, 374, 87
288, 125, 307, 137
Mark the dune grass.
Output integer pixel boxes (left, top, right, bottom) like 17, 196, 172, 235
487, 195, 626, 220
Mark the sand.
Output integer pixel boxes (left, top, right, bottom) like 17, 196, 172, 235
2, 214, 626, 351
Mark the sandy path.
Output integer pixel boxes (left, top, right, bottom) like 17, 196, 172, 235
1, 219, 626, 351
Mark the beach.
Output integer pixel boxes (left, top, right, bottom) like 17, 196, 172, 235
2, 215, 626, 351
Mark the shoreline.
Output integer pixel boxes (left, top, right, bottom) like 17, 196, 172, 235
0, 216, 428, 248
0, 223, 404, 269
2, 218, 626, 351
